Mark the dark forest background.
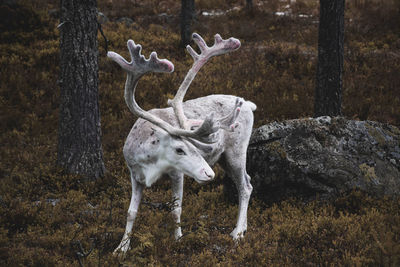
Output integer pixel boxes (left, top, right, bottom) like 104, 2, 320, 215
1, 0, 399, 265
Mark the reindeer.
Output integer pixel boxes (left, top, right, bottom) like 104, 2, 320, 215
108, 33, 256, 254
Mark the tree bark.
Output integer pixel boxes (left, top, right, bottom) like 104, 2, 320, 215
246, 0, 253, 11
180, 0, 195, 48
58, 0, 105, 180
314, 0, 345, 117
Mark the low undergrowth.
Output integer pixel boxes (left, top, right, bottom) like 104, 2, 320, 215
1, 172, 399, 266
1, 1, 399, 265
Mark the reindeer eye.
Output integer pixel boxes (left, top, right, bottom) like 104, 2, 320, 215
175, 148, 186, 155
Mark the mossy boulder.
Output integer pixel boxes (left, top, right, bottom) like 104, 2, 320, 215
244, 117, 400, 203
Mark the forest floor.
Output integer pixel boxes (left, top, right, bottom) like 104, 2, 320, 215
0, 0, 399, 266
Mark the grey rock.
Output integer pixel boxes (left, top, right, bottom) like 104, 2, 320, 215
242, 117, 400, 203
158, 12, 173, 23
116, 17, 134, 26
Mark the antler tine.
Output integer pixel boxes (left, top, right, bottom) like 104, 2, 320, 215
127, 40, 144, 66
192, 33, 208, 54
185, 34, 224, 64
168, 33, 241, 135
218, 97, 243, 132
108, 39, 221, 144
186, 98, 243, 134
186, 45, 199, 61
214, 34, 223, 44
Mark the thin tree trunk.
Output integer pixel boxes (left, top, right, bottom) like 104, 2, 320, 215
246, 0, 253, 11
314, 0, 345, 117
58, 0, 105, 179
180, 0, 195, 48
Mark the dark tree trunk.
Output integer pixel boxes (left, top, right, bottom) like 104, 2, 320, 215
314, 0, 345, 117
246, 0, 253, 11
58, 0, 105, 179
180, 0, 195, 47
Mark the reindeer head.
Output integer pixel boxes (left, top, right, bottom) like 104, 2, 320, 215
151, 129, 215, 184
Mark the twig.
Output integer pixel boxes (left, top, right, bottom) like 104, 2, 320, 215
71, 239, 95, 267
97, 21, 109, 54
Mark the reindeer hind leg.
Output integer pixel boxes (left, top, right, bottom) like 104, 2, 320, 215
221, 150, 253, 240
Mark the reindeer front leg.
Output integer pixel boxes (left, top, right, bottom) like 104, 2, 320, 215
114, 169, 144, 255
169, 172, 184, 240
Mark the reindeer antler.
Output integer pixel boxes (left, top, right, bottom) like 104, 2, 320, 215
219, 97, 244, 131
108, 40, 220, 143
108, 40, 174, 75
168, 33, 241, 131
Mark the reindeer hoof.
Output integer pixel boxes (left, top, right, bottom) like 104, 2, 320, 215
113, 240, 131, 257
174, 227, 183, 240
230, 228, 246, 240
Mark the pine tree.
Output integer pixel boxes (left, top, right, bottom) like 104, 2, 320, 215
180, 0, 195, 47
58, 0, 105, 179
314, 0, 345, 117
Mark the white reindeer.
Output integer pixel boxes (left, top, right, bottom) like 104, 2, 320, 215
108, 33, 256, 254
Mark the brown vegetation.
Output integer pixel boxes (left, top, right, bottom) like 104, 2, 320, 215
0, 0, 399, 265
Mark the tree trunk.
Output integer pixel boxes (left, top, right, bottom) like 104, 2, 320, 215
180, 0, 195, 47
314, 0, 345, 117
58, 0, 105, 180
246, 0, 253, 11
